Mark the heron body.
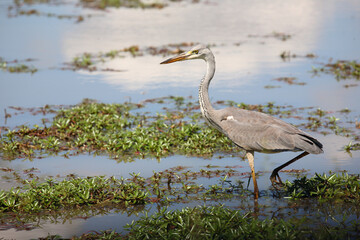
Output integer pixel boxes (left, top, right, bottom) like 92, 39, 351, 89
161, 44, 323, 199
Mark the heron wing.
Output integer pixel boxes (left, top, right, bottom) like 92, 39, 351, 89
216, 107, 323, 154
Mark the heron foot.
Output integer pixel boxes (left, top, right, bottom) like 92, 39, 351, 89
270, 171, 284, 190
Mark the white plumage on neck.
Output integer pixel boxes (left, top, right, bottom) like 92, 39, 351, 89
199, 51, 216, 122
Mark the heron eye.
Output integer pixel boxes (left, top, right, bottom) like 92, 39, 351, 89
192, 50, 199, 54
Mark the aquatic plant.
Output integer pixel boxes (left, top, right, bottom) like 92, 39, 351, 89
71, 53, 95, 70
121, 205, 359, 240
0, 164, 251, 214
279, 51, 316, 61
0, 176, 147, 213
80, 0, 166, 9
248, 31, 292, 41
1, 166, 360, 237
273, 77, 306, 85
0, 98, 239, 160
31, 203, 360, 239
63, 43, 195, 71
1, 96, 359, 161
344, 142, 360, 152
284, 172, 360, 202
312, 60, 360, 80
0, 58, 37, 74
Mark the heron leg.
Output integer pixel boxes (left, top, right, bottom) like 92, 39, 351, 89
246, 151, 259, 199
270, 151, 309, 188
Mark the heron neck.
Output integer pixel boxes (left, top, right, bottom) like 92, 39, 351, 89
199, 54, 216, 118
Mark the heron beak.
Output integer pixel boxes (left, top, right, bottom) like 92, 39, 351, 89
160, 52, 191, 64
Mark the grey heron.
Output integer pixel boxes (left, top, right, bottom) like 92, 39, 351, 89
160, 44, 323, 199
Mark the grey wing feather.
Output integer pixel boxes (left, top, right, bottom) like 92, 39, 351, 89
216, 107, 323, 154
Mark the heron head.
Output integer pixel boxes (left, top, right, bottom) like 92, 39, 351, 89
160, 44, 210, 64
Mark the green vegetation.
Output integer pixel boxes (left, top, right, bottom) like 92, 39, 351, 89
0, 58, 37, 74
1, 96, 359, 161
123, 206, 359, 240
71, 53, 95, 70
273, 77, 306, 85
344, 142, 360, 152
0, 170, 359, 239
1, 96, 359, 237
248, 31, 292, 41
1, 168, 359, 214
0, 176, 147, 213
312, 60, 360, 80
279, 51, 316, 61
14, 0, 52, 4
0, 165, 248, 214
13, 0, 167, 9
79, 0, 167, 9
35, 205, 360, 239
126, 206, 300, 239
284, 173, 360, 202
0, 97, 239, 160
64, 43, 193, 71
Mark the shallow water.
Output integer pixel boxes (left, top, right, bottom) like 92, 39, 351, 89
0, 0, 360, 238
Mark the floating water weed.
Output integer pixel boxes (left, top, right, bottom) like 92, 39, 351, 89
0, 57, 37, 74
273, 77, 306, 86
63, 43, 196, 71
80, 0, 166, 9
248, 31, 292, 41
344, 142, 360, 152
312, 60, 360, 80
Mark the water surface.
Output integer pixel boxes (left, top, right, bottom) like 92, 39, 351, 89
0, 0, 359, 238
